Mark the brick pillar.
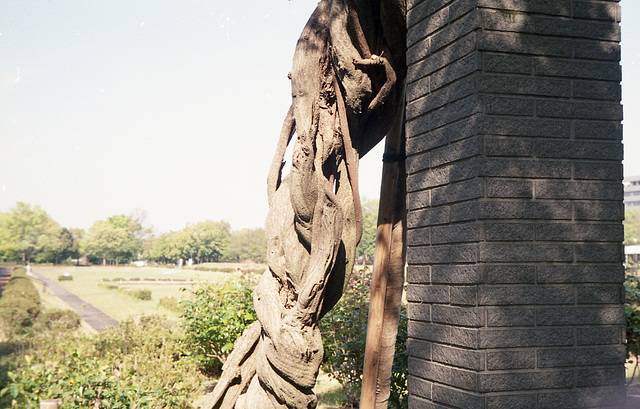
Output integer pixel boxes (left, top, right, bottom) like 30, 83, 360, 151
405, 1, 625, 408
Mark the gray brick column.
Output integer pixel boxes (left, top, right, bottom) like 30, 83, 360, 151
404, 1, 625, 408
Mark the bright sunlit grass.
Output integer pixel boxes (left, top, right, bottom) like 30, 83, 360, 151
31, 264, 261, 322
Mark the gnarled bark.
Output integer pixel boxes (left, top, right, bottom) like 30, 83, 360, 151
201, 1, 405, 408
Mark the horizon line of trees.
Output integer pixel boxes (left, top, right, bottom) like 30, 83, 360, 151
0, 202, 269, 266
0, 200, 380, 266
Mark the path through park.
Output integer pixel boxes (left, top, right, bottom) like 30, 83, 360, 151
0, 267, 11, 297
29, 270, 119, 331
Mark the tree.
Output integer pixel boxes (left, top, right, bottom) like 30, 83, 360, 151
128, 208, 154, 242
207, 1, 406, 407
145, 233, 179, 264
80, 215, 143, 264
0, 202, 61, 264
189, 220, 230, 263
34, 226, 76, 265
144, 221, 230, 264
225, 228, 267, 263
67, 228, 85, 263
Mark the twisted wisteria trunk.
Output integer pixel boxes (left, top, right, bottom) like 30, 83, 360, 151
202, 1, 405, 408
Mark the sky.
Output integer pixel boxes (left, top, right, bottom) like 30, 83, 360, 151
0, 1, 638, 234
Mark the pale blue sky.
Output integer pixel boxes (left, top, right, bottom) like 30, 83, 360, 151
0, 1, 638, 233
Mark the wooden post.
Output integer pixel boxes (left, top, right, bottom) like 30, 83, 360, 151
374, 153, 406, 409
360, 93, 406, 409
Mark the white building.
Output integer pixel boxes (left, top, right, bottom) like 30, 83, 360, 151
624, 176, 640, 210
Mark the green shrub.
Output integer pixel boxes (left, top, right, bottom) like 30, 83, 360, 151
320, 269, 408, 408
120, 288, 152, 301
37, 309, 81, 332
181, 275, 258, 376
0, 272, 41, 339
626, 275, 640, 381
158, 296, 182, 313
13, 267, 26, 274
0, 315, 203, 408
57, 274, 73, 281
131, 277, 141, 281
136, 289, 152, 301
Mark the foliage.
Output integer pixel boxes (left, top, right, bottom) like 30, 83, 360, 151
187, 221, 230, 263
356, 199, 378, 265
625, 210, 640, 246
0, 269, 42, 340
626, 275, 640, 382
320, 268, 408, 408
36, 309, 82, 332
134, 289, 152, 301
120, 288, 153, 301
0, 202, 75, 265
181, 274, 258, 376
224, 228, 267, 263
58, 274, 73, 281
80, 215, 145, 265
0, 316, 203, 409
34, 227, 76, 265
146, 221, 231, 265
0, 202, 270, 266
158, 296, 183, 313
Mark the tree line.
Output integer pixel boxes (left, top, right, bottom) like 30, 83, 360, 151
0, 200, 379, 266
0, 202, 268, 265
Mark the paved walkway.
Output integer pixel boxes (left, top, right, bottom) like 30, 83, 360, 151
30, 270, 119, 331
0, 267, 11, 297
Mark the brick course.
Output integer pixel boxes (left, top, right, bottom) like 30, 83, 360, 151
405, 0, 625, 407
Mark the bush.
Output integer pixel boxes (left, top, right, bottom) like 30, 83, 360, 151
159, 296, 182, 313
137, 289, 152, 300
0, 271, 41, 339
0, 315, 204, 408
58, 274, 73, 281
120, 288, 152, 301
320, 269, 408, 408
626, 275, 640, 381
37, 309, 81, 332
181, 275, 258, 376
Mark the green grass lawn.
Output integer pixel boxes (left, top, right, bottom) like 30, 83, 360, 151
32, 264, 263, 322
